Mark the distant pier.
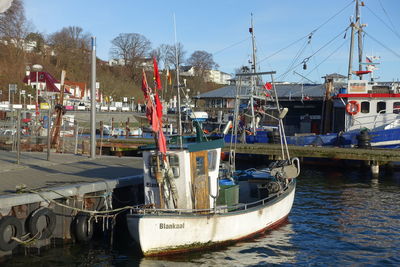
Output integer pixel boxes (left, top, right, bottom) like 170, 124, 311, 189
223, 143, 400, 175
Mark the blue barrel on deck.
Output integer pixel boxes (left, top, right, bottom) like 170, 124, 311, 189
219, 179, 235, 186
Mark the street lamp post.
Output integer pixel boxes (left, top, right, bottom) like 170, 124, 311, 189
32, 64, 43, 135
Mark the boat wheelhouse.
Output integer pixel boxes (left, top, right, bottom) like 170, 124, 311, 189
336, 80, 400, 132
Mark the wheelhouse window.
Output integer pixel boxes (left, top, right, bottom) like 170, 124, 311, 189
168, 154, 180, 178
207, 150, 217, 171
377, 102, 386, 113
393, 102, 400, 114
149, 154, 180, 178
195, 156, 205, 176
360, 102, 370, 113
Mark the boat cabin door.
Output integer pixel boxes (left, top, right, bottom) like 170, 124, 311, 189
190, 151, 210, 210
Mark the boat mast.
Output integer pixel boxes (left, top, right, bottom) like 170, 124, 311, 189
347, 0, 364, 80
356, 0, 363, 75
173, 14, 183, 147
249, 13, 257, 135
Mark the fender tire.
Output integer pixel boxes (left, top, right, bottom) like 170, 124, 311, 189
27, 207, 57, 240
0, 216, 22, 251
73, 212, 93, 243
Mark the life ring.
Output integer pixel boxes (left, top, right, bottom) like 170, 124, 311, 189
27, 207, 56, 240
346, 100, 360, 115
72, 212, 94, 242
0, 216, 23, 251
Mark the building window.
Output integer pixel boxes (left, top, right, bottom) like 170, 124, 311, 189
360, 102, 370, 113
377, 102, 386, 113
393, 102, 400, 114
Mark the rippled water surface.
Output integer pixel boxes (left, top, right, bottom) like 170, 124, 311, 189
4, 165, 400, 266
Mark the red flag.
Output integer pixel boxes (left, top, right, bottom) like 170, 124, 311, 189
153, 57, 162, 90
158, 130, 167, 155
141, 69, 149, 100
145, 97, 153, 123
152, 107, 159, 132
155, 93, 163, 119
264, 82, 272, 90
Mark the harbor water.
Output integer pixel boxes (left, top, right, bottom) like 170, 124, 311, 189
3, 164, 400, 266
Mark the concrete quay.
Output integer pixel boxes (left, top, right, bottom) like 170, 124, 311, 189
0, 151, 144, 258
0, 151, 143, 195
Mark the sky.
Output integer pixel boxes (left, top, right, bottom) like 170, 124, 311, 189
22, 0, 400, 83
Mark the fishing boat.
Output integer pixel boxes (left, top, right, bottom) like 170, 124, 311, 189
283, 76, 400, 148
220, 0, 400, 149
126, 55, 300, 256
284, 0, 400, 148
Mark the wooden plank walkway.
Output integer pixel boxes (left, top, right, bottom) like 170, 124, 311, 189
95, 139, 400, 163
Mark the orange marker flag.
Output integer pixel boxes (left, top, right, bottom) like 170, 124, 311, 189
166, 68, 172, 86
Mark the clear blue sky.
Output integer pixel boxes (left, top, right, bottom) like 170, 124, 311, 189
23, 0, 400, 83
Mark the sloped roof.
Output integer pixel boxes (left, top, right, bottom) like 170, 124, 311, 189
23, 71, 60, 92
195, 83, 325, 99
180, 66, 193, 72
323, 73, 347, 79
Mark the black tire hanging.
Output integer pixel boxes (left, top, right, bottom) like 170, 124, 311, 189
27, 207, 57, 240
72, 212, 94, 242
0, 216, 23, 251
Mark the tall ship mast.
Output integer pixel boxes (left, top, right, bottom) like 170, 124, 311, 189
347, 0, 366, 80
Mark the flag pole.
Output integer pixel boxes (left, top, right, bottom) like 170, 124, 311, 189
173, 13, 183, 148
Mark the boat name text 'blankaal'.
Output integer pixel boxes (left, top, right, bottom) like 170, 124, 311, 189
159, 223, 185, 229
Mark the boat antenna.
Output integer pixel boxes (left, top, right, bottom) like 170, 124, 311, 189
249, 13, 257, 135
173, 13, 183, 147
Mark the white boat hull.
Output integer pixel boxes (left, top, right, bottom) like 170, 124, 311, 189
127, 180, 296, 256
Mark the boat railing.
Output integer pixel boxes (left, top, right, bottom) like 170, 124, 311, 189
373, 110, 399, 129
350, 111, 399, 130
129, 185, 289, 216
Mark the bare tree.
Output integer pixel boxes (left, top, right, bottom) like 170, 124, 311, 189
151, 44, 174, 69
46, 26, 91, 81
166, 42, 185, 70
25, 32, 45, 53
187, 50, 217, 78
48, 26, 90, 52
110, 33, 151, 68
0, 0, 31, 101
0, 0, 30, 46
149, 48, 161, 63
